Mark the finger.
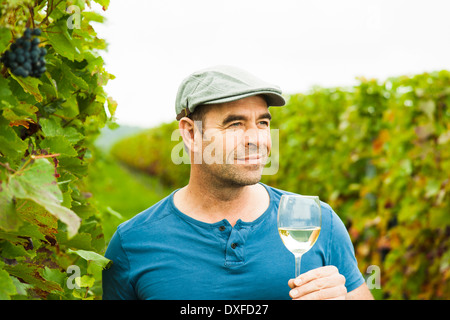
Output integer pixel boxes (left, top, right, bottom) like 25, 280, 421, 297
293, 285, 347, 300
298, 266, 339, 284
291, 265, 340, 288
288, 278, 296, 289
324, 296, 346, 300
289, 273, 346, 299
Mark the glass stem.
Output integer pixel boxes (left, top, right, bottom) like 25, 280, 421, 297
295, 254, 302, 278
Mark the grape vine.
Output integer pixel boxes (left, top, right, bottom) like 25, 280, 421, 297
0, 0, 116, 300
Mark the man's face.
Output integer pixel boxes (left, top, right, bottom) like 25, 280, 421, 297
192, 95, 272, 186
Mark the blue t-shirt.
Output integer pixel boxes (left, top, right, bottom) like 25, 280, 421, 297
102, 183, 364, 300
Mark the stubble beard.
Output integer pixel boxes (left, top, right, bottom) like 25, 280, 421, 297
217, 163, 264, 187
199, 154, 267, 188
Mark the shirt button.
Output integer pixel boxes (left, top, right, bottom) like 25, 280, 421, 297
231, 243, 238, 249
219, 226, 226, 231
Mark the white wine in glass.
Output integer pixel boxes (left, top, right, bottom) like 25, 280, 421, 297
277, 195, 322, 277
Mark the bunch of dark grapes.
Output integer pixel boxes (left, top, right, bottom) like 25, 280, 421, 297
0, 28, 47, 78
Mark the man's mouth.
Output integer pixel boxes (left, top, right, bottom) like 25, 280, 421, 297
235, 154, 265, 164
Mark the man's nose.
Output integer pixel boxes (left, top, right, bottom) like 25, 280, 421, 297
243, 127, 261, 147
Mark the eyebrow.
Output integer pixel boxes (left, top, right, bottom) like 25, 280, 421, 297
221, 112, 272, 126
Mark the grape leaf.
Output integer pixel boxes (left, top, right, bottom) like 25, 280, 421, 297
0, 261, 17, 300
0, 27, 12, 53
93, 0, 110, 10
0, 181, 21, 231
0, 77, 18, 109
60, 63, 89, 90
0, 221, 46, 244
3, 262, 63, 294
56, 231, 93, 250
8, 159, 81, 238
0, 240, 33, 259
67, 249, 112, 269
39, 117, 83, 144
2, 103, 38, 127
16, 200, 58, 239
0, 118, 28, 162
75, 274, 95, 288
107, 96, 118, 117
10, 74, 43, 102
58, 156, 88, 178
42, 267, 67, 288
40, 136, 78, 157
50, 57, 89, 98
45, 19, 78, 61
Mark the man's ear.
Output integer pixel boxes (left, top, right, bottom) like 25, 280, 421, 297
178, 117, 202, 153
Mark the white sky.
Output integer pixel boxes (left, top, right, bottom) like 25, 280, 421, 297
92, 0, 450, 128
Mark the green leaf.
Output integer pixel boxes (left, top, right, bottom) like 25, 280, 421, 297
93, 0, 110, 10
0, 181, 21, 231
75, 274, 95, 288
17, 199, 58, 239
0, 118, 28, 162
41, 72, 59, 98
0, 240, 34, 259
67, 249, 112, 269
0, 267, 17, 300
72, 289, 94, 300
107, 96, 118, 117
39, 118, 83, 144
3, 262, 63, 293
60, 63, 89, 90
57, 231, 93, 250
2, 103, 38, 126
418, 99, 435, 120
58, 157, 88, 178
49, 58, 89, 99
40, 136, 78, 157
35, 116, 54, 135
83, 11, 105, 24
45, 19, 78, 61
10, 74, 43, 102
42, 267, 67, 288
0, 27, 12, 53
0, 77, 18, 109
10, 276, 31, 296
72, 203, 98, 219
429, 207, 450, 229
8, 159, 81, 238
0, 220, 46, 244
425, 179, 440, 198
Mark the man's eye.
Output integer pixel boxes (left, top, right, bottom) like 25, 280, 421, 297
229, 122, 242, 127
259, 121, 269, 127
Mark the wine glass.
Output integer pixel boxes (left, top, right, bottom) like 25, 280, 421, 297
277, 195, 322, 277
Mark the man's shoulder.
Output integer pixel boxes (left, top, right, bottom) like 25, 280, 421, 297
116, 191, 176, 236
263, 183, 294, 201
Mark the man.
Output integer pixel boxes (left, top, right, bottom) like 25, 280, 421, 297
102, 65, 373, 300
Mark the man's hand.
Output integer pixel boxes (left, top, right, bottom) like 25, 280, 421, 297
288, 265, 347, 300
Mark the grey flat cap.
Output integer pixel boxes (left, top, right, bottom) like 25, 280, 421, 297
175, 65, 286, 120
